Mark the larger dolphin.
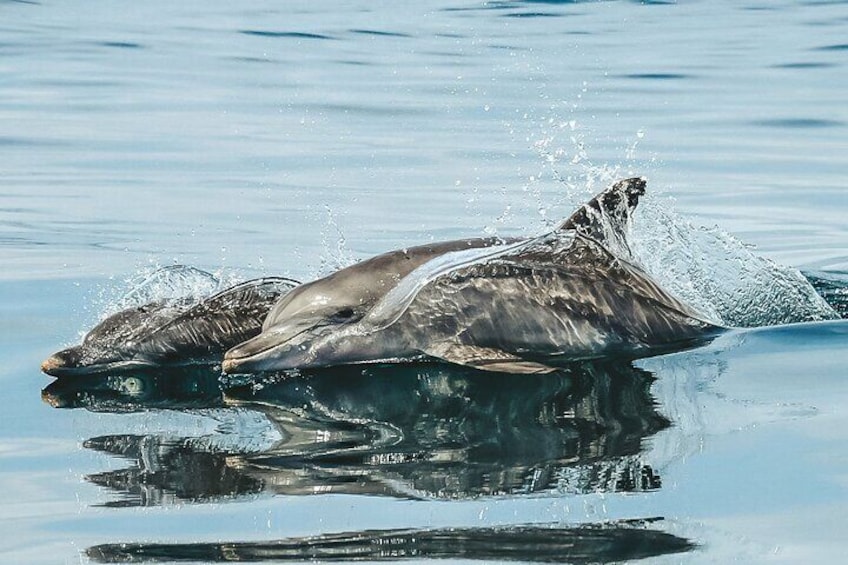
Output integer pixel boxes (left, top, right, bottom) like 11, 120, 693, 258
224, 178, 723, 374
226, 237, 518, 370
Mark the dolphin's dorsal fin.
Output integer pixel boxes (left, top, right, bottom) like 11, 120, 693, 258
557, 177, 646, 255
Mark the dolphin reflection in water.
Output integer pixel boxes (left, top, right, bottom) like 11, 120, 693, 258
224, 178, 722, 374
87, 519, 694, 564
45, 360, 668, 504
49, 361, 695, 563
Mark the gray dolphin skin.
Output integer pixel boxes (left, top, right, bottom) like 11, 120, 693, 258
224, 236, 517, 370
223, 178, 723, 374
41, 277, 298, 377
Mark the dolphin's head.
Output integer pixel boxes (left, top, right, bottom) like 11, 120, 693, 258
222, 274, 381, 373
222, 320, 388, 373
41, 304, 167, 377
222, 237, 512, 374
41, 343, 155, 377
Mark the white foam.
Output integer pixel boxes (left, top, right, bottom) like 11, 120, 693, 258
628, 199, 838, 327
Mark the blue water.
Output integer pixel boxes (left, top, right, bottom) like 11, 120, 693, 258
2, 0, 848, 563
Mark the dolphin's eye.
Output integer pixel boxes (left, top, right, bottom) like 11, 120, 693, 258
335, 308, 355, 320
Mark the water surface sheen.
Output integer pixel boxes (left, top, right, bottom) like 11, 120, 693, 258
1, 0, 848, 563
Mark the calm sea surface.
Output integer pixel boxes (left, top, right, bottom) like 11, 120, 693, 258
2, 0, 847, 563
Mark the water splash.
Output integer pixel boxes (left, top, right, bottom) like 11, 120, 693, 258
113, 265, 219, 310
89, 265, 247, 328
317, 205, 355, 277
628, 199, 838, 327
524, 122, 836, 327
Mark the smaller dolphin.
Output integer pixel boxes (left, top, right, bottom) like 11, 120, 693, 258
223, 179, 723, 374
41, 277, 298, 377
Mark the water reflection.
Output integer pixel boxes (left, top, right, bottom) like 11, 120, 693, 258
83, 434, 263, 507
225, 362, 668, 499
41, 365, 225, 412
87, 520, 694, 563
43, 359, 693, 561
43, 360, 668, 503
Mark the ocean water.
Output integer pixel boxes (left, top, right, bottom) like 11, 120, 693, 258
2, 0, 848, 563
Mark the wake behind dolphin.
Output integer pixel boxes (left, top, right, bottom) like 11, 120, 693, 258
224, 178, 723, 374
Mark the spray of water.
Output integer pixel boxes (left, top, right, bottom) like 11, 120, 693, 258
526, 123, 837, 327
316, 205, 355, 277
86, 264, 249, 334
629, 201, 837, 327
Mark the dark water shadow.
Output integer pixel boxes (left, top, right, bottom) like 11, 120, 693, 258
41, 365, 225, 412
87, 519, 695, 563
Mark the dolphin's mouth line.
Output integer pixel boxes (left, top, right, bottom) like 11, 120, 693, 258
226, 322, 334, 363
42, 358, 155, 378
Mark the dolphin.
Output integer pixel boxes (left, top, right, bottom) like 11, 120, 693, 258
222, 180, 642, 374
223, 178, 723, 374
224, 236, 518, 371
41, 277, 298, 377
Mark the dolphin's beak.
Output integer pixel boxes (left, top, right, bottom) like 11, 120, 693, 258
41, 347, 82, 377
41, 355, 62, 375
223, 323, 315, 374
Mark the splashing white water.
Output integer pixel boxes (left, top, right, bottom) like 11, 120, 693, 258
317, 205, 355, 277
628, 197, 838, 327
524, 122, 837, 327
91, 265, 247, 324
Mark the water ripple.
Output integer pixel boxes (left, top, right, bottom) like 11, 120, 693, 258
502, 11, 565, 18
349, 29, 412, 38
815, 43, 848, 51
239, 30, 334, 40
772, 61, 836, 69
96, 41, 144, 50
752, 118, 844, 129
621, 73, 693, 80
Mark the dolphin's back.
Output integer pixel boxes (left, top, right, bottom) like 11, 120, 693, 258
383, 236, 718, 363
262, 237, 516, 331
136, 278, 298, 362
